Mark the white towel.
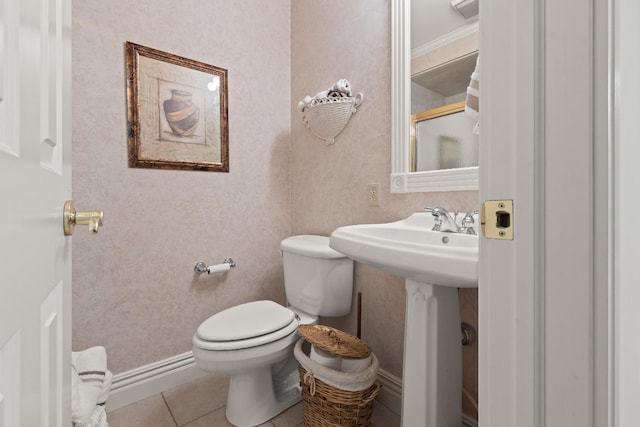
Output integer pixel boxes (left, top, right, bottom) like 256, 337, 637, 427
298, 78, 353, 111
72, 346, 112, 427
465, 56, 480, 135
327, 78, 352, 98
71, 402, 108, 427
97, 370, 113, 407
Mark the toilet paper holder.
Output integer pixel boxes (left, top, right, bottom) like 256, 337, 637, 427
194, 258, 236, 274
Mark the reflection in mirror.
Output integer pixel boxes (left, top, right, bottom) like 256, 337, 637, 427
411, 51, 478, 115
391, 0, 479, 193
411, 101, 479, 172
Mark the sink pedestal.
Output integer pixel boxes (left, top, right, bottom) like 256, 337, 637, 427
327, 212, 478, 426
402, 280, 462, 427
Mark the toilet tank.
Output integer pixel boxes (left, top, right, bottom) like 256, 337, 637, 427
281, 235, 354, 317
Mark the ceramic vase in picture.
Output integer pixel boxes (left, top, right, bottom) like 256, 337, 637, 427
163, 89, 200, 137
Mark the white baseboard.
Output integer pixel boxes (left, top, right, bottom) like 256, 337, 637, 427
105, 351, 208, 412
106, 353, 478, 427
376, 368, 403, 416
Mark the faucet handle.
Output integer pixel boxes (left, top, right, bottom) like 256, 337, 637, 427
461, 209, 479, 235
463, 209, 479, 221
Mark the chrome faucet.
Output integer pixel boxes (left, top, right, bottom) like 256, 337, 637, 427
424, 207, 479, 234
425, 206, 461, 233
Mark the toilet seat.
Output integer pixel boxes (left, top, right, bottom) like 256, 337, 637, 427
195, 300, 299, 351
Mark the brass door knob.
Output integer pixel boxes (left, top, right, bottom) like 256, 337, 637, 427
63, 200, 104, 235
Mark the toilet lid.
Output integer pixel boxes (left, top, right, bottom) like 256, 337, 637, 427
196, 300, 296, 342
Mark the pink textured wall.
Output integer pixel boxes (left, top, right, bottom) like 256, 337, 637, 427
72, 0, 292, 373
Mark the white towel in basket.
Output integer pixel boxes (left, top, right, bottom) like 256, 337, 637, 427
327, 79, 352, 98
297, 79, 353, 110
294, 339, 379, 392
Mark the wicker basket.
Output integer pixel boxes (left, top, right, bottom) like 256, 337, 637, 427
299, 367, 381, 427
295, 326, 380, 427
297, 324, 372, 359
302, 93, 364, 145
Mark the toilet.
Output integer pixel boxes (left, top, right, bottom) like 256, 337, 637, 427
192, 235, 354, 427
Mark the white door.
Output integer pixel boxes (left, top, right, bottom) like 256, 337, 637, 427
613, 0, 640, 424
0, 0, 72, 425
480, 0, 610, 426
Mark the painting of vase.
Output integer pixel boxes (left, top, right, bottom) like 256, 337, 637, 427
126, 42, 228, 171
163, 89, 200, 137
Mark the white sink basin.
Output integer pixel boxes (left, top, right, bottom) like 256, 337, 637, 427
329, 212, 478, 288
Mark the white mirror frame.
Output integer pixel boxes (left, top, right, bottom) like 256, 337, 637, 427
390, 0, 479, 193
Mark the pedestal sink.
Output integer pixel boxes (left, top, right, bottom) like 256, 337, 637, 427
329, 211, 478, 427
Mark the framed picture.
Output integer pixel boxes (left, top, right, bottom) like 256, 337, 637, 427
125, 42, 229, 172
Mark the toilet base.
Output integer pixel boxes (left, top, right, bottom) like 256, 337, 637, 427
226, 357, 301, 426
193, 323, 304, 426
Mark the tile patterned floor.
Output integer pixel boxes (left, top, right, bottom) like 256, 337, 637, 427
106, 374, 401, 427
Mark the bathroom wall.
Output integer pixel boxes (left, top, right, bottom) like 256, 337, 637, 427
72, 0, 479, 419
72, 0, 292, 373
290, 0, 479, 418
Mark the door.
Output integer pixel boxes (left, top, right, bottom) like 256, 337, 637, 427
0, 0, 72, 425
613, 0, 640, 424
479, 0, 610, 426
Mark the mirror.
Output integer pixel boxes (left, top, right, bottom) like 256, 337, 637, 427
411, 101, 479, 172
391, 0, 479, 193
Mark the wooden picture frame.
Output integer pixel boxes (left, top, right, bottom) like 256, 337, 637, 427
125, 42, 229, 172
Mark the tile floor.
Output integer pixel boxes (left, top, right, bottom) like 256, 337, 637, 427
106, 374, 401, 427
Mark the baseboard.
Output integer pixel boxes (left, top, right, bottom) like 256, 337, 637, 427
105, 351, 208, 412
375, 369, 478, 427
375, 368, 403, 416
